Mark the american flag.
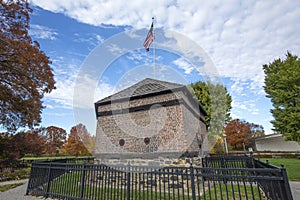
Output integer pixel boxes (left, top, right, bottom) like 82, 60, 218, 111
143, 22, 154, 52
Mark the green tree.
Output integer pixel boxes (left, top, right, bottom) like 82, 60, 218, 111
190, 81, 232, 136
0, 0, 55, 131
263, 52, 300, 142
246, 122, 265, 138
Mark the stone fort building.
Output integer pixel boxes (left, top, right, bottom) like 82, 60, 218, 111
94, 78, 208, 165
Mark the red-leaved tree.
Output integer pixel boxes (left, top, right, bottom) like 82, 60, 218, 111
61, 124, 92, 156
2, 129, 46, 159
224, 119, 252, 150
43, 126, 67, 154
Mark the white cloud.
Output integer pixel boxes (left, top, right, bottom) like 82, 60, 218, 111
73, 74, 114, 109
94, 82, 115, 102
173, 57, 194, 74
45, 70, 114, 110
44, 74, 75, 109
106, 43, 127, 55
29, 24, 58, 40
30, 0, 300, 134
230, 79, 246, 95
44, 112, 72, 117
73, 33, 104, 48
29, 0, 300, 85
232, 99, 260, 116
126, 50, 146, 64
43, 57, 87, 109
96, 35, 104, 44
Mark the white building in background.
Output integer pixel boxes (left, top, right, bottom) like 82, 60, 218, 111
255, 134, 300, 152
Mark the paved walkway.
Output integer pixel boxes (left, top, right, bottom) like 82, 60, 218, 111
1, 180, 299, 199
290, 181, 300, 200
0, 179, 43, 200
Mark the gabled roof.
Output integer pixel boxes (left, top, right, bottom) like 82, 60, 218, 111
95, 78, 185, 105
95, 78, 207, 116
254, 133, 283, 141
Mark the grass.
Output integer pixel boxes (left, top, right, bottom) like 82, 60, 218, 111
262, 158, 300, 181
44, 172, 261, 200
0, 182, 24, 192
203, 183, 261, 200
20, 155, 94, 161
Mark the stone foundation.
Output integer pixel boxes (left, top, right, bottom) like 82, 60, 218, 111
95, 156, 203, 167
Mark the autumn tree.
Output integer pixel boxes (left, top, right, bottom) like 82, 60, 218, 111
44, 126, 67, 154
211, 136, 225, 154
263, 52, 300, 142
61, 124, 92, 156
0, 0, 55, 131
0, 132, 10, 159
190, 81, 232, 137
22, 129, 46, 157
224, 119, 252, 150
73, 123, 95, 154
1, 129, 46, 159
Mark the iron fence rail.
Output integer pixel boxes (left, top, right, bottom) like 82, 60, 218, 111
202, 154, 293, 200
26, 156, 293, 200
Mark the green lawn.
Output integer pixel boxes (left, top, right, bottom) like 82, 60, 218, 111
45, 172, 261, 200
0, 183, 24, 192
20, 155, 94, 161
262, 158, 300, 181
203, 183, 261, 200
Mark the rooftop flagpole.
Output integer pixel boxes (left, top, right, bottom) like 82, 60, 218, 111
143, 18, 156, 78
152, 17, 156, 79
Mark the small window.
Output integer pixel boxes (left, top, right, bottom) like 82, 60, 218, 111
144, 137, 150, 145
119, 139, 125, 146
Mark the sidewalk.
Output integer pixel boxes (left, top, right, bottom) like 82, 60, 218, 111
290, 181, 300, 200
0, 179, 43, 200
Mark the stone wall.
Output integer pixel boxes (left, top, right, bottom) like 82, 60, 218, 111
95, 104, 183, 154
94, 90, 208, 162
95, 156, 203, 167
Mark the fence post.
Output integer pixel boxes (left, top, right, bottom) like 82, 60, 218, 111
25, 162, 35, 195
80, 163, 86, 199
189, 163, 196, 200
45, 162, 52, 198
126, 163, 131, 200
280, 164, 294, 200
221, 155, 226, 168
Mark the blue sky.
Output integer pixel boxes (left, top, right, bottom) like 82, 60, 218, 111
27, 0, 300, 135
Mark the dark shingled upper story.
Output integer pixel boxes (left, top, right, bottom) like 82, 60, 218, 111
95, 78, 207, 116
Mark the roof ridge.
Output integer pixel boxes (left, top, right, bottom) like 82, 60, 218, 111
95, 78, 185, 104
144, 78, 184, 86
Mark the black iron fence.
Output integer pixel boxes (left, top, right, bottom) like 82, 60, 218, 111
26, 155, 293, 200
0, 157, 94, 182
202, 154, 254, 168
202, 154, 293, 200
